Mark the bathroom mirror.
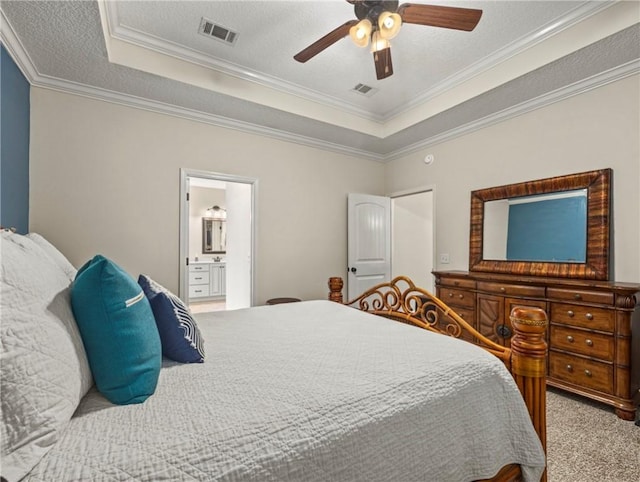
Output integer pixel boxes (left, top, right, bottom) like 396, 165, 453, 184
469, 169, 611, 280
202, 218, 226, 254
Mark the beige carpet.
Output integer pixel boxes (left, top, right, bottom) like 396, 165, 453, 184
547, 388, 640, 481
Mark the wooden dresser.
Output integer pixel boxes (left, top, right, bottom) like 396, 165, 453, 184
434, 270, 640, 420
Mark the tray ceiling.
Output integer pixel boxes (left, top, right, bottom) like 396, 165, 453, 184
1, 1, 638, 160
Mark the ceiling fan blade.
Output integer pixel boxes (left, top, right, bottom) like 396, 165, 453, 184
294, 20, 359, 63
373, 47, 393, 80
398, 3, 482, 31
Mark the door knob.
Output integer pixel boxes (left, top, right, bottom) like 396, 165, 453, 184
350, 267, 357, 273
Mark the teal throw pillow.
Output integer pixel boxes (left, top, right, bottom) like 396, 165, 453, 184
71, 255, 162, 405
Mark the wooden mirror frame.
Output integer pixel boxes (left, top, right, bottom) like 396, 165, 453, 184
469, 168, 611, 280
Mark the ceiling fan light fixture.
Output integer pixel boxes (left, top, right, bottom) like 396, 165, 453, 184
378, 11, 401, 40
293, 1, 483, 78
349, 19, 372, 47
370, 30, 390, 53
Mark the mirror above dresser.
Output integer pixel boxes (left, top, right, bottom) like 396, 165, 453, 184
434, 168, 640, 421
469, 169, 611, 280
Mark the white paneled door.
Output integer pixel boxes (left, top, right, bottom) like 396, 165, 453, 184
347, 193, 391, 301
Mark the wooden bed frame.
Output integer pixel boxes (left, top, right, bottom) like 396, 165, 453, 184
328, 276, 548, 482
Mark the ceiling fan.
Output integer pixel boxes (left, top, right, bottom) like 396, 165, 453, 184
293, 1, 482, 80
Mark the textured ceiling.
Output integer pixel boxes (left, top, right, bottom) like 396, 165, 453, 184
110, 0, 583, 118
1, 1, 638, 160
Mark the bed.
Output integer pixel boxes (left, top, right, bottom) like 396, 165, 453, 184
1, 230, 547, 481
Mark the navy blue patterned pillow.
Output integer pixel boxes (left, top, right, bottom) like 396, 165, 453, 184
138, 273, 161, 300
138, 275, 205, 363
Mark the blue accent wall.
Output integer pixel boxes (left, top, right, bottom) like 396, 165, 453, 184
1, 45, 30, 233
507, 196, 587, 262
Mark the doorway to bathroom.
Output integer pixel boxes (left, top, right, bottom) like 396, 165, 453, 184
179, 169, 257, 311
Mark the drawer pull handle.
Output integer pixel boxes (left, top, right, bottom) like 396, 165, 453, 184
567, 310, 575, 317
585, 313, 594, 320
458, 313, 464, 319
584, 369, 592, 377
574, 294, 582, 300
500, 287, 506, 293
449, 293, 454, 298
585, 339, 593, 347
566, 335, 574, 343
458, 294, 464, 299
566, 364, 573, 372
195, 277, 202, 280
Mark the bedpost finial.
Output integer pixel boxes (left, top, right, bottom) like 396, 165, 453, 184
510, 306, 547, 377
328, 277, 344, 304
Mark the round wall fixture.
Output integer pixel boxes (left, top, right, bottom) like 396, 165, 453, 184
424, 154, 435, 165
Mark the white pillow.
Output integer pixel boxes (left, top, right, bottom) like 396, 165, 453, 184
26, 232, 77, 281
0, 232, 93, 481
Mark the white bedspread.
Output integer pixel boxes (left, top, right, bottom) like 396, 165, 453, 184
23, 300, 545, 481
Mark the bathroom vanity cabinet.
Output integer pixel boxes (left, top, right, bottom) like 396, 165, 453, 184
189, 262, 226, 300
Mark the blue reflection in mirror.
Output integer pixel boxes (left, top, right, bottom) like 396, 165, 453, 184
484, 189, 587, 263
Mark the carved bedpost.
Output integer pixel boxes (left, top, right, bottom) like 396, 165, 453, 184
328, 277, 344, 303
510, 306, 548, 482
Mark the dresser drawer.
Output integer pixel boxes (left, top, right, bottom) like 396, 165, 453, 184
550, 325, 614, 360
477, 281, 545, 298
189, 271, 210, 285
438, 277, 476, 290
450, 306, 475, 326
549, 352, 613, 394
547, 287, 613, 305
550, 303, 614, 332
440, 288, 475, 308
189, 284, 211, 298
440, 307, 475, 343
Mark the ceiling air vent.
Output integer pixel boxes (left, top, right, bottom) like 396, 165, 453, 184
352, 83, 377, 97
198, 17, 238, 45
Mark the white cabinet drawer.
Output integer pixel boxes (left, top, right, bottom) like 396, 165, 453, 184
189, 284, 211, 298
189, 264, 209, 273
189, 271, 210, 285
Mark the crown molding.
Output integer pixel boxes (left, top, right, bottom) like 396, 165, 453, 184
383, 1, 639, 137
0, 8, 38, 82
33, 73, 387, 162
0, 6, 384, 162
99, 0, 385, 137
105, 0, 616, 127
1, 5, 636, 165
384, 59, 640, 162
383, 1, 615, 121
105, 3, 383, 123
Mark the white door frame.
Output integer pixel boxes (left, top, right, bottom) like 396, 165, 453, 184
388, 185, 436, 290
179, 168, 258, 306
